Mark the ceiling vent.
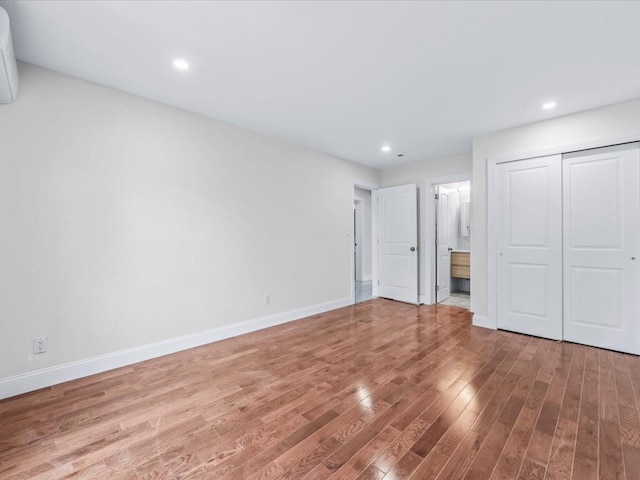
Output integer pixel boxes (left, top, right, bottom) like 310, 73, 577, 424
0, 7, 18, 103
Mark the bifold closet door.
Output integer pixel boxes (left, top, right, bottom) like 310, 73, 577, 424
563, 143, 640, 355
496, 155, 563, 340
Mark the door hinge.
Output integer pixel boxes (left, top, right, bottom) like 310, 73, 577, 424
436, 285, 440, 291
378, 280, 380, 285
435, 193, 439, 200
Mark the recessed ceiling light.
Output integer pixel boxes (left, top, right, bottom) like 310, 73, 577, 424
542, 101, 557, 110
173, 59, 189, 70
381, 145, 391, 153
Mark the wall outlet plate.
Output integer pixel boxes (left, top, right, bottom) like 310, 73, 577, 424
33, 336, 48, 354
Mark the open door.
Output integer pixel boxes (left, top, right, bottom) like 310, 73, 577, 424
375, 184, 418, 304
436, 188, 451, 302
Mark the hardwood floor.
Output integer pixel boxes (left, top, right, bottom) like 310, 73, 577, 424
1, 298, 639, 479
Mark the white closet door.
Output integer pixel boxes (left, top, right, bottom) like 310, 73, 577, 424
563, 143, 640, 354
496, 155, 563, 340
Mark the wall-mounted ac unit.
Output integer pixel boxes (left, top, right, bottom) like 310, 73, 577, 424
0, 7, 18, 103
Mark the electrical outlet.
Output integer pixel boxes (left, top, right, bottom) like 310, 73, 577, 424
264, 294, 270, 305
33, 336, 48, 354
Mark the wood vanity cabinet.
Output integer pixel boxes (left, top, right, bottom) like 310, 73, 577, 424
451, 251, 470, 279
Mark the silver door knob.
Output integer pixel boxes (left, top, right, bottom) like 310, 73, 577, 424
448, 247, 453, 251
410, 247, 416, 251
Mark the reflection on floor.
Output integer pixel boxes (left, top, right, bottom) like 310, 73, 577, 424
355, 279, 373, 303
440, 291, 470, 309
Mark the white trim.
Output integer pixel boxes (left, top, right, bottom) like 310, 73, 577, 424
487, 158, 498, 330
490, 132, 640, 165
0, 296, 352, 400
362, 274, 372, 282
351, 179, 380, 303
486, 131, 640, 331
423, 173, 472, 306
371, 190, 378, 298
472, 314, 495, 330
419, 295, 427, 305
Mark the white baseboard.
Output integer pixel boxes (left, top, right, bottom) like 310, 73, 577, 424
0, 297, 352, 400
472, 314, 496, 330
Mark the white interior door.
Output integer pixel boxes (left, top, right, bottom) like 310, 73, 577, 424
496, 155, 563, 340
563, 143, 640, 354
436, 189, 451, 302
376, 184, 418, 304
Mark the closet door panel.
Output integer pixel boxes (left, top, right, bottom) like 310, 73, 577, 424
496, 155, 563, 340
569, 267, 621, 328
563, 143, 640, 354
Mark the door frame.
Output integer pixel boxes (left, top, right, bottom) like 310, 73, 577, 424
350, 179, 380, 304
487, 131, 640, 330
424, 172, 472, 305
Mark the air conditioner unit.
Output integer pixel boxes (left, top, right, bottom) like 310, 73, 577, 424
0, 7, 18, 103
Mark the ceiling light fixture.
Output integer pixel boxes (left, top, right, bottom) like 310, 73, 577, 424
381, 145, 391, 153
173, 59, 190, 70
542, 101, 557, 110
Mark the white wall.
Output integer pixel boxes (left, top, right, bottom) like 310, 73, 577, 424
0, 63, 380, 381
382, 153, 472, 187
354, 187, 372, 280
472, 97, 640, 325
382, 153, 472, 298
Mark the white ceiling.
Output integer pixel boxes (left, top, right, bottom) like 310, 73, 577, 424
2, 1, 640, 170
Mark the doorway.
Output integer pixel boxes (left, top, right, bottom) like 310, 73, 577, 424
425, 174, 472, 309
350, 180, 419, 305
352, 183, 377, 304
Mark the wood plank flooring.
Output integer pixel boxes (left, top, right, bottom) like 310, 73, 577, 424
1, 298, 639, 479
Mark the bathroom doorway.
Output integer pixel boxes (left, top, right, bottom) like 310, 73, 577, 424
434, 180, 471, 309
